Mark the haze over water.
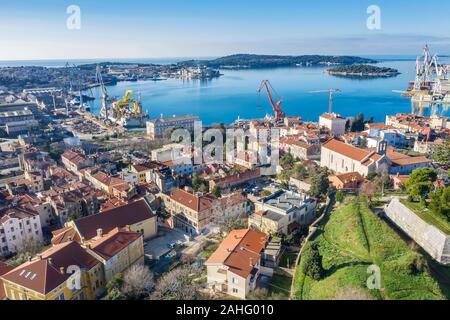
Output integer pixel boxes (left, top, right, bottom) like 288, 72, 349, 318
81, 57, 448, 125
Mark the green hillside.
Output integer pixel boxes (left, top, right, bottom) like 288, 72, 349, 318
293, 198, 447, 300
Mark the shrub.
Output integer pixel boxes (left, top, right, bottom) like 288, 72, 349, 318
301, 243, 325, 280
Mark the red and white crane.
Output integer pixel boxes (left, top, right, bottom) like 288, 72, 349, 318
257, 80, 286, 121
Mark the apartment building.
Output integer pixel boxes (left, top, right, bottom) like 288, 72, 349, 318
319, 113, 347, 137
248, 190, 317, 235
161, 188, 248, 235
0, 207, 44, 257
146, 115, 199, 140
205, 229, 268, 299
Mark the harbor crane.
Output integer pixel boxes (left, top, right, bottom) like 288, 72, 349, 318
257, 80, 286, 121
96, 65, 109, 122
309, 89, 342, 114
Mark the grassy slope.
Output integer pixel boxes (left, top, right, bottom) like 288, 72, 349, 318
293, 199, 446, 300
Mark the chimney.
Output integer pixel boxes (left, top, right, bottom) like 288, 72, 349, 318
48, 258, 53, 265
60, 267, 65, 275
96, 228, 103, 238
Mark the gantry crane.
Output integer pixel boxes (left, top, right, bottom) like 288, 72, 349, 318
257, 80, 286, 120
96, 65, 109, 121
309, 89, 342, 114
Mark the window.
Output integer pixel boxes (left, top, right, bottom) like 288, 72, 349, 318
57, 293, 65, 300
232, 288, 238, 294
232, 278, 238, 284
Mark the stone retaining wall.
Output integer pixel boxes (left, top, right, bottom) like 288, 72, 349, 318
384, 198, 450, 265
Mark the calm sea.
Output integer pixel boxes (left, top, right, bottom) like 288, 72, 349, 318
1, 56, 449, 125
86, 57, 450, 125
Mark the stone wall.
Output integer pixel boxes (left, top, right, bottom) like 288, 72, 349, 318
384, 198, 450, 265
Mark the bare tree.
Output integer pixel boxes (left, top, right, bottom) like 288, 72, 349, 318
376, 163, 390, 197
209, 195, 248, 233
122, 264, 155, 299
149, 265, 205, 300
18, 236, 43, 256
359, 180, 380, 203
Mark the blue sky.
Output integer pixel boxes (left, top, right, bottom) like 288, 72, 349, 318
1, 0, 449, 60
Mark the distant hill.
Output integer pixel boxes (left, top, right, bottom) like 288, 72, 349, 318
177, 54, 378, 69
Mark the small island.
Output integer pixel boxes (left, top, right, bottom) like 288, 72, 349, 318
326, 64, 400, 78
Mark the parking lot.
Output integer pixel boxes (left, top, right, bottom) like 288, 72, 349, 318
143, 227, 190, 260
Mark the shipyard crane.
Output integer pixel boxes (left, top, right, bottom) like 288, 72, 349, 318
96, 65, 109, 122
309, 89, 342, 114
257, 80, 286, 121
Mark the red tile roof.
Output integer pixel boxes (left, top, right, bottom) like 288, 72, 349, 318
170, 188, 216, 212
322, 139, 372, 161
206, 229, 268, 278
90, 228, 142, 260
73, 199, 155, 241
1, 241, 98, 295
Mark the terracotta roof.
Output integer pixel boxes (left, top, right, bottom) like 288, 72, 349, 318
322, 139, 372, 161
331, 172, 365, 184
320, 113, 345, 120
170, 188, 216, 212
1, 242, 98, 295
132, 162, 164, 173
73, 199, 155, 241
62, 150, 86, 166
90, 228, 141, 260
206, 229, 268, 278
51, 226, 81, 245
386, 148, 430, 166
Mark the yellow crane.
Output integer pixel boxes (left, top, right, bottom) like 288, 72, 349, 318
113, 90, 142, 117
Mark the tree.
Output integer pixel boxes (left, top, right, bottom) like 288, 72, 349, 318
104, 273, 125, 300
336, 190, 345, 203
122, 264, 155, 300
359, 180, 380, 203
431, 139, 450, 166
212, 185, 222, 198
292, 163, 308, 179
281, 153, 295, 167
358, 137, 368, 149
191, 174, 201, 192
429, 187, 450, 220
405, 168, 438, 203
301, 242, 324, 280
308, 168, 330, 198
376, 163, 390, 197
149, 265, 205, 300
9, 237, 43, 266
351, 113, 365, 132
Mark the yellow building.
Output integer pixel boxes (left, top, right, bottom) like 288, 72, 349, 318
0, 241, 104, 300
86, 227, 145, 283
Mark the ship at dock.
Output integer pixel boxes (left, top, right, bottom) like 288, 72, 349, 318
99, 89, 148, 128
96, 66, 148, 129
402, 45, 450, 104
